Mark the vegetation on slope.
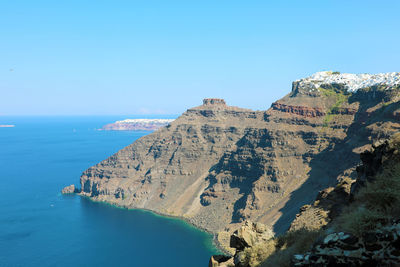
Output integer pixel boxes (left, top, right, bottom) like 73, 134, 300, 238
258, 229, 323, 267
318, 85, 350, 127
335, 133, 400, 235
246, 133, 400, 266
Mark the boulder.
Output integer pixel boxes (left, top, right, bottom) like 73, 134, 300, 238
209, 255, 234, 267
230, 221, 274, 250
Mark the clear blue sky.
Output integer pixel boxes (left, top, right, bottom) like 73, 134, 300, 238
1, 0, 399, 115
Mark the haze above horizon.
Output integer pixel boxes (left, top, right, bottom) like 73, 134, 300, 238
1, 0, 399, 115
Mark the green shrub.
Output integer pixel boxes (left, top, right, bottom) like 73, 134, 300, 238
318, 87, 349, 127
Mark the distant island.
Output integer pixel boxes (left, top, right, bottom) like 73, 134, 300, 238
101, 119, 175, 131
0, 125, 15, 128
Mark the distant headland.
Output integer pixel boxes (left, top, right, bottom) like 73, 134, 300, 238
101, 119, 174, 131
0, 125, 15, 128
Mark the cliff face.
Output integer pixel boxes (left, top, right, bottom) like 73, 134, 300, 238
79, 72, 400, 235
210, 133, 400, 267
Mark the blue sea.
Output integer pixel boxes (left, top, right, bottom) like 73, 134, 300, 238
0, 116, 219, 267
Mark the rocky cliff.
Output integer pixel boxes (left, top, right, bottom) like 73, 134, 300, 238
290, 134, 400, 266
210, 124, 400, 267
78, 71, 400, 241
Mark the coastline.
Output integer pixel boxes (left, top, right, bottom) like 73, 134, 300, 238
76, 193, 229, 256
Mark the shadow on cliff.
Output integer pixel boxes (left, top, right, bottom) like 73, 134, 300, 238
227, 130, 276, 223
200, 129, 271, 223
272, 90, 400, 234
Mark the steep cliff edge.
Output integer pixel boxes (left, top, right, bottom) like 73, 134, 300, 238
78, 72, 400, 239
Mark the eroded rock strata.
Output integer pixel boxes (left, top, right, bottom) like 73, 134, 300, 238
78, 72, 400, 242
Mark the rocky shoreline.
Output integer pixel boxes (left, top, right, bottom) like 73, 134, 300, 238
62, 186, 229, 254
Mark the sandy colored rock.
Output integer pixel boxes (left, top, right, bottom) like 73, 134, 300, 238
61, 184, 76, 194
209, 255, 235, 267
230, 221, 274, 250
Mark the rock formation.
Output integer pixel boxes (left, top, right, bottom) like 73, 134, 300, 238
209, 255, 234, 267
209, 221, 274, 267
61, 184, 78, 194
230, 221, 275, 251
78, 71, 400, 249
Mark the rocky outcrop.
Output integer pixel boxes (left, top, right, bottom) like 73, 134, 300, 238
78, 71, 400, 242
203, 98, 227, 106
230, 221, 274, 251
61, 184, 78, 194
231, 221, 274, 267
351, 139, 399, 196
209, 255, 234, 267
292, 222, 400, 266
210, 221, 274, 267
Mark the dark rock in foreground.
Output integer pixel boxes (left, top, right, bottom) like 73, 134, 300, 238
292, 222, 400, 266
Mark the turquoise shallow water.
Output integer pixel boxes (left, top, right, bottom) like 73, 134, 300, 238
0, 116, 219, 267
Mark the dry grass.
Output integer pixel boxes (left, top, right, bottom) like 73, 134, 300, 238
332, 134, 400, 237
337, 207, 389, 236
335, 163, 400, 235
258, 228, 324, 267
240, 239, 277, 267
